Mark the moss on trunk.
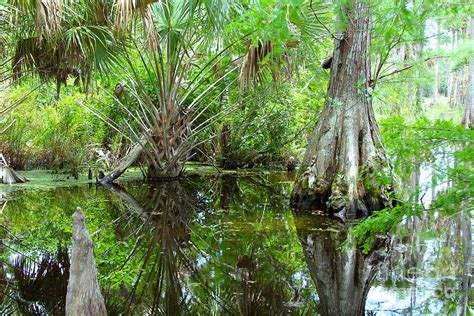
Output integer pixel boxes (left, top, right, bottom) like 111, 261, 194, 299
291, 0, 395, 219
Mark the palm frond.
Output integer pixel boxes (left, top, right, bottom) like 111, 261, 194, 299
7, 0, 119, 94
237, 0, 330, 89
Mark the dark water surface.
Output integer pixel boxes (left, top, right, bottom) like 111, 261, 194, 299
0, 173, 471, 315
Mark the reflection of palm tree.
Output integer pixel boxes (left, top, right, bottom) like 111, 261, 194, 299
4, 246, 69, 315
107, 181, 227, 315
294, 214, 389, 316
234, 253, 291, 316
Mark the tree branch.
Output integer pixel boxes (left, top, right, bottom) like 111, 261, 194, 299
377, 56, 446, 81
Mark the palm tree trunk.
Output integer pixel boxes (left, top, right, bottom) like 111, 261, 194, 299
291, 0, 394, 219
99, 134, 147, 185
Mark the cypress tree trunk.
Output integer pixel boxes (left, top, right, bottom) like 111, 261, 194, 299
291, 0, 394, 219
462, 18, 474, 128
66, 208, 106, 316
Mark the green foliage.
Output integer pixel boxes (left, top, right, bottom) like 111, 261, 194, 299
229, 88, 320, 159
229, 0, 329, 46
345, 204, 421, 254
379, 116, 472, 182
0, 81, 113, 172
347, 116, 473, 253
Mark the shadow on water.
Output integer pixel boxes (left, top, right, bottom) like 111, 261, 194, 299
294, 214, 390, 316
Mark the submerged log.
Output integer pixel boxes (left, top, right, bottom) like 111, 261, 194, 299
66, 207, 106, 316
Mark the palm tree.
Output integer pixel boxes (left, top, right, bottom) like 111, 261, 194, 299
96, 0, 330, 182
4, 0, 117, 98
90, 0, 242, 181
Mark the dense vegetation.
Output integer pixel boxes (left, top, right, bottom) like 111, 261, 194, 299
1, 0, 471, 210
0, 0, 472, 314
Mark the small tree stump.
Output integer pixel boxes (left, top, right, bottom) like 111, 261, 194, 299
66, 207, 106, 316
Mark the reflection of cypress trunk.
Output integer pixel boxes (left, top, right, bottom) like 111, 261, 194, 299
294, 214, 388, 316
291, 0, 394, 218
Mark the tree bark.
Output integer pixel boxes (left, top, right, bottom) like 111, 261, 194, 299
66, 207, 106, 316
291, 0, 394, 219
448, 29, 458, 108
99, 134, 147, 185
433, 21, 440, 105
0, 154, 27, 184
462, 18, 474, 128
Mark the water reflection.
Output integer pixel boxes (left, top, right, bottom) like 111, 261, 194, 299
0, 245, 69, 314
294, 214, 390, 315
0, 173, 470, 315
103, 181, 197, 315
105, 177, 309, 315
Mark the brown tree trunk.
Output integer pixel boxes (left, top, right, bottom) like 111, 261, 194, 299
432, 21, 440, 105
99, 134, 147, 185
415, 37, 425, 111
449, 29, 459, 108
66, 208, 106, 316
291, 0, 394, 219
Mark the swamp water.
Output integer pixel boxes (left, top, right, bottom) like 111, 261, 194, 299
0, 173, 471, 315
